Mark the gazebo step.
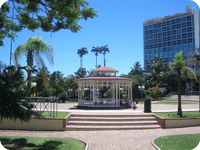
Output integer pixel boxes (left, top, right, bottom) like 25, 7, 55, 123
68, 120, 159, 126
69, 117, 156, 121
71, 114, 154, 118
65, 125, 162, 131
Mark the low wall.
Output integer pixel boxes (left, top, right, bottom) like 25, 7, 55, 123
154, 114, 200, 128
0, 118, 66, 131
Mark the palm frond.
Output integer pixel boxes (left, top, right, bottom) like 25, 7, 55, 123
14, 45, 26, 66
182, 66, 198, 81
168, 62, 175, 72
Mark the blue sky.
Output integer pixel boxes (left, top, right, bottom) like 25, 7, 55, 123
0, 0, 199, 77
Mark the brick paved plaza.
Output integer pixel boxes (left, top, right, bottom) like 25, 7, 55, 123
0, 102, 200, 150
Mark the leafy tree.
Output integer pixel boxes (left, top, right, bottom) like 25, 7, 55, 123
77, 47, 88, 68
14, 37, 54, 96
0, 0, 97, 46
169, 51, 197, 117
100, 45, 109, 66
129, 61, 144, 75
75, 68, 87, 78
91, 46, 102, 68
0, 66, 32, 122
148, 56, 168, 86
49, 71, 64, 97
35, 67, 50, 97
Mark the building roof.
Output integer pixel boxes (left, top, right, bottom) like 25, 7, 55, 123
74, 76, 137, 82
91, 66, 119, 73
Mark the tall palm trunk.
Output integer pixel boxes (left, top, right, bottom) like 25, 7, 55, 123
104, 53, 106, 66
27, 50, 33, 97
185, 71, 188, 96
177, 69, 182, 116
96, 54, 98, 68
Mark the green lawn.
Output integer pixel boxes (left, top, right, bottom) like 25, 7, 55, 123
154, 101, 198, 105
0, 136, 85, 150
154, 111, 200, 119
32, 111, 70, 119
154, 134, 200, 150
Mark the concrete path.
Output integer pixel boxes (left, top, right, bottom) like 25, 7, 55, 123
1, 126, 200, 150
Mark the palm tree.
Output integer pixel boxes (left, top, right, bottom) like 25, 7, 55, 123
49, 71, 64, 97
148, 56, 168, 86
100, 45, 109, 66
91, 46, 102, 68
169, 51, 197, 117
77, 47, 88, 68
129, 61, 144, 75
14, 37, 54, 96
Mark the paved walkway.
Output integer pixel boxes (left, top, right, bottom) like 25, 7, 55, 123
1, 103, 200, 150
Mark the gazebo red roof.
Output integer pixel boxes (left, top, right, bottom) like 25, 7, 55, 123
91, 66, 119, 73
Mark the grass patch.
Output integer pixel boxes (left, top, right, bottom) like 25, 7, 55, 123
154, 101, 198, 105
0, 136, 85, 150
32, 111, 70, 119
154, 134, 200, 150
154, 111, 200, 119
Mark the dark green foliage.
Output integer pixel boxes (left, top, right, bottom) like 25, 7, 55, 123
0, 0, 97, 46
59, 92, 67, 102
0, 66, 32, 122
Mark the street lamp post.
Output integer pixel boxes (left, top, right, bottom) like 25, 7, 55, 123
138, 85, 145, 100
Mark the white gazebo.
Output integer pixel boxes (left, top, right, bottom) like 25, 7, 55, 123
74, 66, 137, 108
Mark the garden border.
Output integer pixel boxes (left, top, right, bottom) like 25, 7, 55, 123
154, 114, 200, 128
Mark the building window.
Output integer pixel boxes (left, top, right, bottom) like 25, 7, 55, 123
158, 38, 162, 42
154, 34, 158, 38
150, 30, 153, 34
182, 22, 186, 27
163, 42, 167, 47
182, 39, 187, 44
154, 44, 158, 48
188, 38, 193, 43
164, 52, 168, 58
158, 27, 162, 32
188, 43, 194, 49
187, 16, 192, 21
149, 25, 153, 29
163, 32, 167, 36
173, 46, 177, 50
163, 27, 167, 31
153, 24, 158, 28
154, 39, 158, 43
177, 24, 181, 28
167, 31, 171, 36
172, 41, 176, 45
176, 18, 181, 23
146, 45, 150, 49
173, 51, 177, 57
183, 50, 187, 56
167, 26, 171, 31
187, 21, 191, 26
182, 28, 186, 33
150, 45, 154, 49
159, 43, 162, 47
187, 32, 192, 38
168, 36, 172, 41
146, 54, 150, 60
154, 29, 157, 33
162, 22, 166, 26
158, 33, 162, 37
183, 44, 187, 49
163, 37, 167, 42
158, 23, 162, 27
172, 20, 176, 24
182, 33, 186, 38
169, 51, 172, 57
177, 29, 182, 34
150, 35, 154, 39
177, 34, 181, 39
167, 21, 171, 25
172, 35, 176, 40
181, 17, 186, 22
163, 47, 168, 52
172, 25, 176, 30
177, 40, 182, 45
172, 30, 176, 35
144, 26, 149, 30
187, 27, 192, 32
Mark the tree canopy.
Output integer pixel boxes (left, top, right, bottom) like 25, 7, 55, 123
0, 0, 97, 46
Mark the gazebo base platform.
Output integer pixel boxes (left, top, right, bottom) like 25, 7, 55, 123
77, 105, 131, 110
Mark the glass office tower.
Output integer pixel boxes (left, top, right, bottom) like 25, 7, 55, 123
143, 6, 199, 73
